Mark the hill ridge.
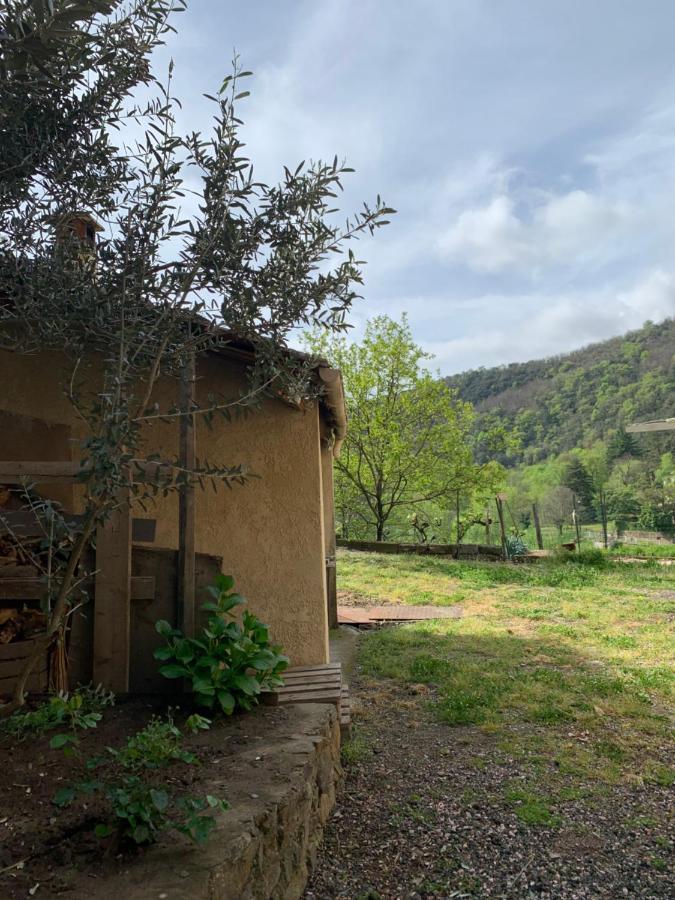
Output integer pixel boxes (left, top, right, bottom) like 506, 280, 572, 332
445, 318, 675, 464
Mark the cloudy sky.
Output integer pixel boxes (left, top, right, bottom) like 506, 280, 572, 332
157, 0, 675, 374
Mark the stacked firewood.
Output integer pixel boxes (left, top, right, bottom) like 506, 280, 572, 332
0, 535, 40, 568
0, 607, 46, 644
0, 530, 47, 645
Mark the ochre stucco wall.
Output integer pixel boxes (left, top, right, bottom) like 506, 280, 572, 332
320, 418, 336, 560
0, 349, 330, 666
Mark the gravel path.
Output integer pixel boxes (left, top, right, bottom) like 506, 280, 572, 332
305, 677, 674, 899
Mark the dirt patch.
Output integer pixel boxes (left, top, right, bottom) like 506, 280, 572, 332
305, 677, 675, 899
648, 590, 675, 600
0, 699, 339, 899
336, 590, 382, 608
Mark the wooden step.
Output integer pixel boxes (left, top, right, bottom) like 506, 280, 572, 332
339, 683, 351, 738
262, 663, 343, 713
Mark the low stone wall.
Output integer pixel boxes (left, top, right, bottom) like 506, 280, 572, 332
337, 537, 503, 559
95, 704, 342, 900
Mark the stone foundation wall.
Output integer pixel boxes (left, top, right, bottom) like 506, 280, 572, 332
105, 704, 342, 900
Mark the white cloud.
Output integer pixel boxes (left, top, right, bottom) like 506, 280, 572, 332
437, 195, 529, 273
154, 1, 675, 374
437, 188, 632, 275
425, 268, 675, 373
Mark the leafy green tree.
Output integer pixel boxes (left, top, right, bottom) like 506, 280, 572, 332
606, 429, 641, 464
541, 485, 575, 536
562, 457, 594, 519
306, 315, 477, 541
581, 445, 612, 547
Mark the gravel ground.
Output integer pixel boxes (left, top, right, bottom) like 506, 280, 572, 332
305, 678, 674, 900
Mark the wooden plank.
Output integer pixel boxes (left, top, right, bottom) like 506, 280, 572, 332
281, 662, 341, 674
277, 679, 342, 694
278, 672, 342, 683
280, 672, 342, 685
0, 461, 85, 483
0, 574, 152, 602
0, 565, 38, 578
282, 663, 341, 675
276, 689, 342, 705
369, 604, 462, 621
340, 683, 351, 736
0, 460, 206, 485
130, 576, 155, 601
0, 510, 84, 538
93, 487, 132, 693
337, 607, 372, 625
0, 578, 45, 600
177, 353, 196, 638
0, 637, 48, 693
262, 662, 344, 709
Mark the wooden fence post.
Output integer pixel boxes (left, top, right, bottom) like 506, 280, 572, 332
177, 353, 196, 637
455, 489, 461, 559
495, 495, 507, 559
532, 503, 544, 550
93, 487, 132, 693
572, 495, 582, 550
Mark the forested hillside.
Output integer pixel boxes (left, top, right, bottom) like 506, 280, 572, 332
447, 319, 674, 465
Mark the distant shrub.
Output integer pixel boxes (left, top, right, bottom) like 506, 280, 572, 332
505, 536, 528, 559
553, 548, 607, 568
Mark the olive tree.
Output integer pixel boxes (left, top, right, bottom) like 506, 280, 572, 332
0, 0, 392, 714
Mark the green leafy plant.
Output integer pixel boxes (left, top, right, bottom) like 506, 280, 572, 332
55, 775, 227, 846
53, 715, 227, 846
505, 535, 528, 559
106, 715, 196, 769
154, 575, 288, 715
564, 548, 607, 568
0, 683, 114, 742
185, 713, 212, 734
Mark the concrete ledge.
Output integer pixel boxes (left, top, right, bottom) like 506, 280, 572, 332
93, 704, 342, 900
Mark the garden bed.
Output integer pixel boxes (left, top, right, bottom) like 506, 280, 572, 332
0, 698, 341, 899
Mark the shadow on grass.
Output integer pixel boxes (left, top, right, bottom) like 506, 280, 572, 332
359, 624, 671, 731
339, 550, 671, 596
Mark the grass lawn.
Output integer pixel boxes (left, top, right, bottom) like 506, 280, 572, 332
341, 548, 674, 810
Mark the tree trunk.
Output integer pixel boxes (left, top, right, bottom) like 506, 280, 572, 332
455, 490, 461, 559
495, 496, 507, 560
572, 495, 582, 550
601, 499, 608, 548
532, 503, 544, 550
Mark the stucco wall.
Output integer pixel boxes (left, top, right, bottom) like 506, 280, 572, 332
319, 414, 336, 561
0, 349, 330, 667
